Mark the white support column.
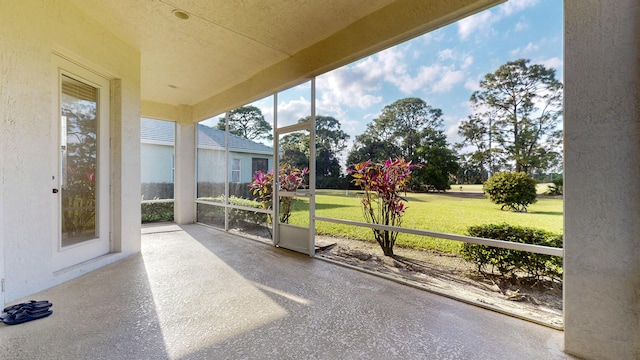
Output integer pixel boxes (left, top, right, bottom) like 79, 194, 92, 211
174, 105, 196, 225
111, 79, 142, 254
564, 1, 640, 359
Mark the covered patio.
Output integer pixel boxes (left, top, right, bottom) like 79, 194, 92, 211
2, 0, 639, 358
0, 223, 570, 359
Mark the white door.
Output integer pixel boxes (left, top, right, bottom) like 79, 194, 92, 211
53, 57, 110, 271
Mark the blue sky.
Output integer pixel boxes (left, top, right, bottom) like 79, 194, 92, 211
207, 0, 563, 151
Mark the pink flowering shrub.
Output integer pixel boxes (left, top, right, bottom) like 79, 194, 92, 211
276, 163, 309, 224
249, 163, 309, 225
349, 158, 416, 256
249, 168, 274, 211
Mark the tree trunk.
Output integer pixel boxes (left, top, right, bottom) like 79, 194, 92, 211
375, 230, 396, 256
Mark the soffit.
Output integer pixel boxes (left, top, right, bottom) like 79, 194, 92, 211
67, 0, 395, 106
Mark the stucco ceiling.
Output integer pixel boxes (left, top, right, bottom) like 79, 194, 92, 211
67, 0, 501, 119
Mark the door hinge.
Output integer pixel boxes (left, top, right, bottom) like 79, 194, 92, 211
1, 279, 5, 293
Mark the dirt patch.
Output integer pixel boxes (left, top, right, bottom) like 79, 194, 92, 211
314, 235, 563, 328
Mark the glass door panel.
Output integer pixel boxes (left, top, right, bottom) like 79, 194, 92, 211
60, 75, 98, 247
277, 129, 310, 226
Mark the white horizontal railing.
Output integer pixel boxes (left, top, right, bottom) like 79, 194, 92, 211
193, 200, 563, 257
195, 199, 272, 215
315, 216, 564, 257
278, 190, 311, 198
141, 199, 174, 203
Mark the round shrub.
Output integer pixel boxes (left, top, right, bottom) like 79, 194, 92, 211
484, 171, 537, 212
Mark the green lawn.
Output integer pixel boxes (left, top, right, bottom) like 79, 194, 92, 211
287, 189, 563, 253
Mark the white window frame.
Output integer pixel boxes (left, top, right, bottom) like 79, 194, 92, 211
231, 158, 241, 183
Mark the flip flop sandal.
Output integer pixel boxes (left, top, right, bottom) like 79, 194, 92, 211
2, 308, 53, 325
3, 300, 51, 313
0, 306, 51, 320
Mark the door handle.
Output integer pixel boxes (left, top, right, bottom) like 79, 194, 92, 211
52, 188, 59, 194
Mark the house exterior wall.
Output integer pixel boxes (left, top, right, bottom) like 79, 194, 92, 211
142, 142, 272, 185
197, 148, 226, 185
0, 0, 141, 302
564, 1, 640, 359
236, 152, 273, 184
197, 149, 273, 185
141, 143, 174, 184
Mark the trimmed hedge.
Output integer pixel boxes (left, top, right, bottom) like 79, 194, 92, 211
142, 195, 268, 226
460, 223, 562, 281
141, 199, 174, 223
196, 196, 269, 229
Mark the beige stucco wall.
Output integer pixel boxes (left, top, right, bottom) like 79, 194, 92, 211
564, 1, 640, 359
0, 0, 141, 302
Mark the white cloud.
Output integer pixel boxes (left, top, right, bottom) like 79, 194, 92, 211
524, 42, 540, 53
421, 30, 446, 45
276, 97, 310, 126
339, 118, 362, 136
438, 48, 455, 61
461, 55, 474, 69
457, 11, 495, 40
446, 121, 461, 138
511, 42, 540, 57
316, 61, 384, 113
539, 57, 563, 71
458, 0, 538, 41
445, 117, 469, 144
499, 0, 539, 16
391, 62, 467, 94
365, 46, 410, 86
396, 64, 438, 93
514, 21, 528, 32
260, 107, 274, 125
433, 70, 465, 93
362, 111, 378, 121
337, 46, 422, 95
317, 42, 475, 121
464, 78, 480, 92
244, 97, 275, 125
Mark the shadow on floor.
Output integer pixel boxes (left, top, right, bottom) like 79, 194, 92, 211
1, 223, 573, 359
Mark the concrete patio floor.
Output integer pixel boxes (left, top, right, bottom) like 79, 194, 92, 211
0, 223, 574, 359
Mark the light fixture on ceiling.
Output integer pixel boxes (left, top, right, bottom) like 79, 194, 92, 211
172, 9, 190, 20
